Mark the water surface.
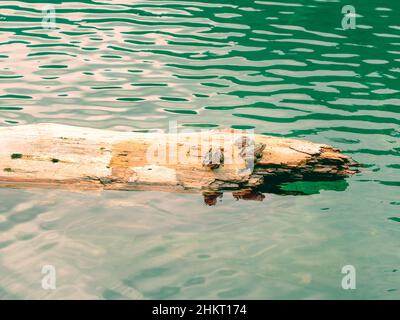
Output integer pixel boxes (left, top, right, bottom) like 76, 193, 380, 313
0, 0, 399, 299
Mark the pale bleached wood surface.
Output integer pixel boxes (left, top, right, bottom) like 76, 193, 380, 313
0, 123, 358, 193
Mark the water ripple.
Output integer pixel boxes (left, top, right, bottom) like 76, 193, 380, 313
0, 0, 399, 299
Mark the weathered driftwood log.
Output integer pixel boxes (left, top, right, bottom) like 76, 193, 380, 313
0, 124, 358, 196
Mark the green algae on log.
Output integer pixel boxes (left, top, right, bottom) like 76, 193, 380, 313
0, 124, 358, 197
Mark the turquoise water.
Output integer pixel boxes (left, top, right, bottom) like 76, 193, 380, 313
0, 0, 399, 299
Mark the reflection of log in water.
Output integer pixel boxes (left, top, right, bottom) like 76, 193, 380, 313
0, 124, 359, 205
203, 180, 349, 206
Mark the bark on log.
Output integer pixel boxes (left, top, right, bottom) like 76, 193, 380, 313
0, 124, 358, 194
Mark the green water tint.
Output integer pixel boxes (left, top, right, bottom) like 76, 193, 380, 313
0, 0, 399, 299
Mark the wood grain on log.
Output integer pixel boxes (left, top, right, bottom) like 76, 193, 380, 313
0, 124, 358, 194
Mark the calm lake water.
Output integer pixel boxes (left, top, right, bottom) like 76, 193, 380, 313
0, 0, 399, 299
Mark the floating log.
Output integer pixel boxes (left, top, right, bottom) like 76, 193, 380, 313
0, 124, 358, 197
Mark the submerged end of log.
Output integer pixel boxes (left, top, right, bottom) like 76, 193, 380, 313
0, 124, 359, 199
